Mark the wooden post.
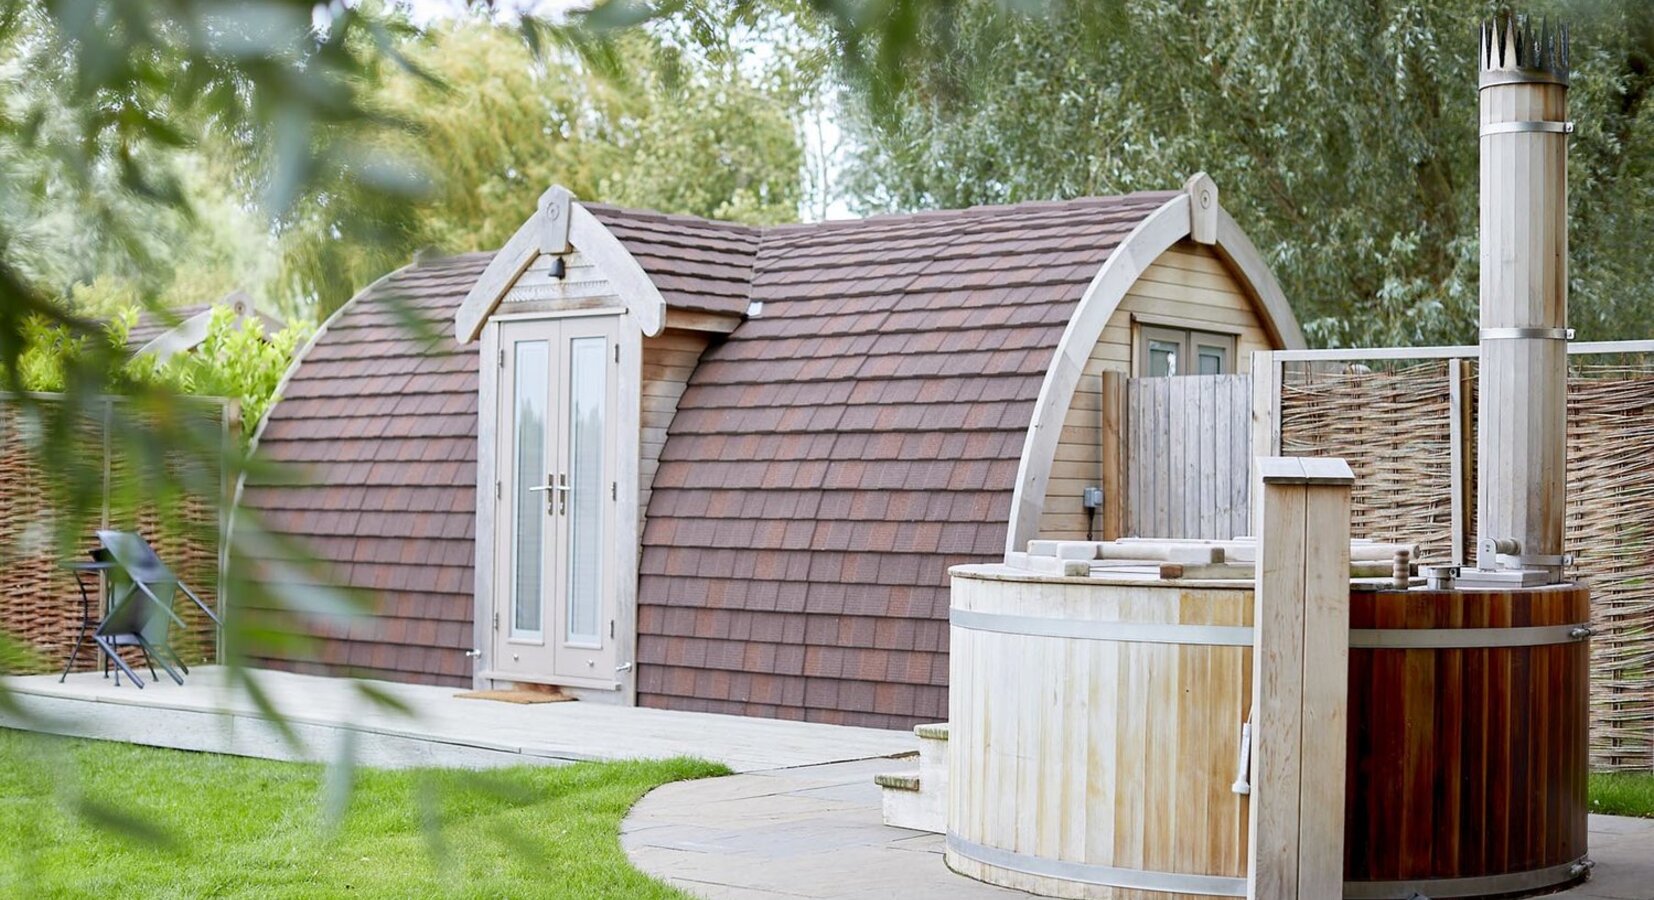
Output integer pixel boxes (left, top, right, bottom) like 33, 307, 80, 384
1447, 358, 1473, 565
1248, 350, 1280, 537
1248, 456, 1353, 900
1100, 369, 1127, 540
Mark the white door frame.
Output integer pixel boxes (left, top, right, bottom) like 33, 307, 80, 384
473, 309, 640, 699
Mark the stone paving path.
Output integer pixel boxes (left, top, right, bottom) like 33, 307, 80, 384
2, 668, 913, 772
623, 758, 1654, 899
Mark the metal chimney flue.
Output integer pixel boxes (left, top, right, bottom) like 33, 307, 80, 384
1460, 13, 1572, 588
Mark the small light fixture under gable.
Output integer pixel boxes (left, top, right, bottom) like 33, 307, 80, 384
746, 300, 764, 317
550, 256, 566, 280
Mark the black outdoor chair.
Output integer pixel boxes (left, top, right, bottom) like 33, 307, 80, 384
92, 530, 221, 688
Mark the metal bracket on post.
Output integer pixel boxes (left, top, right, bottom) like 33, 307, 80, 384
1479, 119, 1574, 137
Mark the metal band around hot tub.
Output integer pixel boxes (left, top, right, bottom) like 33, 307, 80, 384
1349, 623, 1589, 649
1343, 856, 1590, 899
946, 833, 1247, 897
949, 608, 1254, 646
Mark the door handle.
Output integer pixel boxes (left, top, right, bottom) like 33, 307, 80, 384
527, 473, 570, 515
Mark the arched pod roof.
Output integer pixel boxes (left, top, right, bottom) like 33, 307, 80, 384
238, 253, 493, 683
243, 185, 1304, 713
238, 202, 769, 685
636, 192, 1179, 726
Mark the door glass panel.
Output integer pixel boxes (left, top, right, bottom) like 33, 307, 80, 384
565, 336, 606, 646
511, 340, 549, 637
1149, 339, 1180, 377
1197, 343, 1228, 375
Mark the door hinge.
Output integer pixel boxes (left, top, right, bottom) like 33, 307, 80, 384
492, 611, 499, 631
611, 481, 617, 500
495, 480, 501, 500
610, 620, 615, 638
614, 344, 619, 363
498, 348, 504, 369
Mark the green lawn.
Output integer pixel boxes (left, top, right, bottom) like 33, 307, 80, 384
1591, 771, 1654, 819
0, 728, 729, 899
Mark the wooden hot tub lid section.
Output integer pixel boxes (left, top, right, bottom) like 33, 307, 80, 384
1004, 536, 1425, 585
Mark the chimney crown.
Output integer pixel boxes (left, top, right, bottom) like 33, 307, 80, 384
1481, 13, 1569, 86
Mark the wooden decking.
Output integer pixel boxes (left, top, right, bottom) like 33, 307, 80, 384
0, 667, 915, 772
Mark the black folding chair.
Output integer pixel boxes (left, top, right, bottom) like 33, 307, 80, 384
92, 530, 221, 688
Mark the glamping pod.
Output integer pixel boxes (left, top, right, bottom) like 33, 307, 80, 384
238, 176, 1305, 728
943, 13, 1590, 900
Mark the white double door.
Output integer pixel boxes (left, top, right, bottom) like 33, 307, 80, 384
494, 314, 619, 687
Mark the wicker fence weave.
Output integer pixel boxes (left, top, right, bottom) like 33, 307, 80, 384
1281, 359, 1654, 772
1567, 365, 1654, 771
1280, 361, 1459, 562
0, 395, 223, 676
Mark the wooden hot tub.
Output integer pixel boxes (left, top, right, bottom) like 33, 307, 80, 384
947, 565, 1255, 899
947, 567, 1592, 899
1344, 584, 1592, 899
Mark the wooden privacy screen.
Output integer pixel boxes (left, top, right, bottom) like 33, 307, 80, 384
0, 395, 226, 674
1125, 373, 1252, 540
1276, 358, 1654, 772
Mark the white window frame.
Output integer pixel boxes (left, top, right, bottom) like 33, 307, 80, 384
1136, 325, 1237, 377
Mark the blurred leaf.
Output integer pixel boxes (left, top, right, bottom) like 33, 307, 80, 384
321, 726, 359, 830
580, 0, 682, 33
70, 797, 178, 850
353, 680, 416, 718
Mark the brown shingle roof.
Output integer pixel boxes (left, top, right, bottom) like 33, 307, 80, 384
238, 253, 491, 685
243, 192, 1179, 720
585, 204, 759, 317
634, 192, 1175, 728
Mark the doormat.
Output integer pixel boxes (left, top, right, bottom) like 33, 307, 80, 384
454, 688, 574, 705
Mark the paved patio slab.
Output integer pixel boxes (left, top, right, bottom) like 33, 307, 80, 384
0, 667, 914, 772
623, 759, 1654, 899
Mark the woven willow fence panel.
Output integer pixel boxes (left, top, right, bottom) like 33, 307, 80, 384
1281, 359, 1654, 771
0, 396, 224, 675
1280, 361, 1460, 562
1567, 364, 1654, 771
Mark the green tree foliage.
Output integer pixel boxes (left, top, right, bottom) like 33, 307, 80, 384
17, 306, 310, 439
836, 0, 1654, 347
128, 308, 312, 436
274, 19, 805, 319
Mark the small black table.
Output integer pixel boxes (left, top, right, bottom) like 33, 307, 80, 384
59, 559, 114, 682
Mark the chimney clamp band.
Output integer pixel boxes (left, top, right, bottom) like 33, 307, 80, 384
1481, 119, 1574, 137
1481, 327, 1574, 341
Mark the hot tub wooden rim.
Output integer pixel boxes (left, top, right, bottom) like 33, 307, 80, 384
1341, 856, 1590, 899
945, 833, 1249, 897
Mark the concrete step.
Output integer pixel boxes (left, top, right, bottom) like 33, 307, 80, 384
914, 722, 948, 741
874, 772, 920, 791
876, 770, 939, 831
874, 722, 950, 834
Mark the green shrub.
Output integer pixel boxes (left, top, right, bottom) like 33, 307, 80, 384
15, 304, 311, 439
